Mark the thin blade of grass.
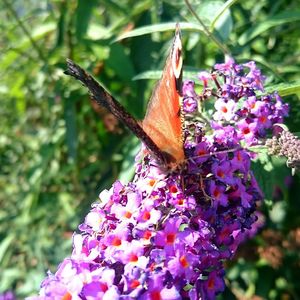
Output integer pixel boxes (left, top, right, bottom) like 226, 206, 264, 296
114, 22, 204, 42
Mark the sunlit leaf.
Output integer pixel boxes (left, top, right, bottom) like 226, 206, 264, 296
210, 0, 239, 30
238, 10, 300, 45
55, 2, 67, 47
0, 234, 14, 263
118, 136, 140, 184
133, 67, 199, 81
105, 43, 137, 90
87, 24, 113, 40
263, 81, 300, 97
132, 70, 162, 80
75, 0, 96, 40
17, 22, 56, 51
197, 0, 233, 41
114, 22, 204, 41
0, 268, 22, 291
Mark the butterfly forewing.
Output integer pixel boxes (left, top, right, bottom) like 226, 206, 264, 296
65, 25, 185, 170
142, 26, 185, 166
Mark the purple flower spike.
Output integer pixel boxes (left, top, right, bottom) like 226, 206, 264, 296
30, 58, 288, 300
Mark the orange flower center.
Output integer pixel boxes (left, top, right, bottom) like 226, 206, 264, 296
237, 151, 242, 161
166, 233, 176, 244
221, 227, 230, 239
149, 262, 156, 272
142, 211, 151, 221
207, 277, 215, 290
143, 230, 152, 240
178, 199, 184, 205
259, 115, 267, 123
130, 280, 140, 289
213, 189, 220, 198
217, 170, 225, 178
124, 211, 132, 219
129, 254, 138, 262
179, 255, 189, 268
150, 291, 161, 300
170, 186, 178, 193
243, 127, 250, 135
62, 292, 72, 300
221, 106, 228, 113
149, 179, 156, 186
112, 237, 121, 246
197, 149, 207, 156
99, 282, 108, 292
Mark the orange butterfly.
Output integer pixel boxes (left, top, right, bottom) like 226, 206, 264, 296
65, 25, 184, 170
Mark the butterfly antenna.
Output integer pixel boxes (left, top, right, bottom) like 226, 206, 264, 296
185, 146, 243, 163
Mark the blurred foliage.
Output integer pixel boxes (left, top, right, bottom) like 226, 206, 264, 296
0, 0, 300, 299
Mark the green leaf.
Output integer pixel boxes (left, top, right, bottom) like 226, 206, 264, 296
0, 234, 14, 264
133, 67, 200, 81
238, 10, 300, 45
210, 0, 239, 30
214, 12, 232, 42
251, 154, 288, 202
118, 136, 140, 184
0, 268, 22, 291
263, 81, 300, 97
64, 96, 77, 162
133, 70, 162, 80
87, 24, 113, 40
55, 2, 67, 47
197, 0, 233, 41
106, 43, 136, 85
17, 22, 56, 52
129, 0, 153, 17
75, 0, 96, 40
114, 22, 204, 41
58, 193, 75, 217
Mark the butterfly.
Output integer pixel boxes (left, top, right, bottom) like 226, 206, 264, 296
64, 24, 185, 171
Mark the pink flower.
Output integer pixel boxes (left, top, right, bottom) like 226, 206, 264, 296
154, 218, 182, 256
209, 181, 228, 206
214, 98, 237, 121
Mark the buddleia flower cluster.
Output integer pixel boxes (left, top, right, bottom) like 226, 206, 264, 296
29, 59, 288, 300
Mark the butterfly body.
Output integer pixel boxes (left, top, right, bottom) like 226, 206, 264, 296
65, 25, 185, 171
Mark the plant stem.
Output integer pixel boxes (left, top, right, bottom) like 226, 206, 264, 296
3, 0, 47, 62
184, 0, 230, 56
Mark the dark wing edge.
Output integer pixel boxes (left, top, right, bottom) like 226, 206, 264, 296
64, 59, 170, 165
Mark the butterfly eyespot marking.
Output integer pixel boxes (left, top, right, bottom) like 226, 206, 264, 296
172, 34, 183, 80
176, 48, 182, 68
